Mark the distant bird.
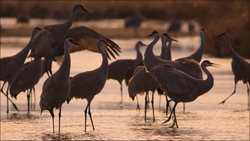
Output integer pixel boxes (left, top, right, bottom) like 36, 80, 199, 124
40, 38, 80, 134
167, 20, 181, 32
107, 41, 146, 104
29, 4, 121, 74
217, 33, 250, 108
16, 13, 29, 25
0, 27, 41, 113
67, 40, 110, 131
124, 10, 144, 37
152, 60, 218, 128
175, 28, 207, 63
10, 59, 48, 113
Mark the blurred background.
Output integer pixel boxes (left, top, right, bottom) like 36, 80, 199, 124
0, 1, 249, 58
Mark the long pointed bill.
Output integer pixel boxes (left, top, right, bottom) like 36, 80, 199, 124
211, 63, 220, 68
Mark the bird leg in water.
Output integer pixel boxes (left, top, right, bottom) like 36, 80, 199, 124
49, 109, 55, 133
84, 101, 95, 131
119, 82, 123, 104
45, 59, 53, 77
0, 88, 19, 112
151, 91, 155, 122
162, 102, 178, 128
219, 81, 238, 105
144, 91, 148, 122
136, 96, 140, 110
58, 106, 62, 133
27, 88, 31, 113
0, 81, 7, 94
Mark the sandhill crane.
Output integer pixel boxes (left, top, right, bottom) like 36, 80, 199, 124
175, 28, 207, 63
29, 4, 121, 74
67, 40, 110, 131
107, 41, 146, 104
151, 60, 218, 128
10, 59, 49, 113
128, 66, 158, 122
124, 10, 144, 37
0, 27, 41, 113
144, 31, 203, 116
217, 33, 250, 108
128, 33, 177, 121
40, 38, 80, 134
174, 28, 207, 111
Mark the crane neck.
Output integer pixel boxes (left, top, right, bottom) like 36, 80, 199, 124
14, 42, 32, 64
56, 46, 71, 81
98, 45, 109, 77
200, 64, 214, 94
224, 36, 242, 60
135, 45, 143, 63
144, 34, 160, 71
159, 38, 166, 60
166, 41, 172, 60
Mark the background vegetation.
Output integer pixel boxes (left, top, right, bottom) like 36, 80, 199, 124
1, 1, 249, 58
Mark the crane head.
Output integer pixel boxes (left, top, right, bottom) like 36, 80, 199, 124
146, 31, 158, 37
201, 28, 207, 32
202, 60, 220, 68
73, 4, 91, 15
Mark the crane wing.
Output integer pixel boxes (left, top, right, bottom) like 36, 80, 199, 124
65, 26, 121, 60
151, 64, 200, 95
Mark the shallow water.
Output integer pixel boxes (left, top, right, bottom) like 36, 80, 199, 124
0, 36, 249, 140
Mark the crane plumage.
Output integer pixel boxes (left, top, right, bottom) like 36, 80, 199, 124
217, 33, 250, 108
67, 40, 109, 131
0, 27, 41, 113
40, 38, 80, 133
151, 60, 219, 128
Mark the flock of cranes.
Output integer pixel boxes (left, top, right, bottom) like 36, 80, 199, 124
1, 4, 249, 133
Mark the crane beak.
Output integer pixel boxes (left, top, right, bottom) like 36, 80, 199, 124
211, 63, 220, 68
146, 33, 153, 37
141, 43, 147, 46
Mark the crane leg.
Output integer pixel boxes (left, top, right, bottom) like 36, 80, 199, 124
183, 103, 185, 112
247, 82, 249, 109
159, 94, 161, 108
219, 80, 238, 105
27, 88, 31, 113
49, 109, 55, 133
88, 102, 95, 130
6, 84, 10, 113
165, 94, 172, 117
162, 102, 177, 125
119, 82, 123, 104
58, 106, 62, 133
32, 87, 36, 109
151, 91, 155, 122
0, 81, 7, 94
144, 91, 148, 122
136, 95, 140, 110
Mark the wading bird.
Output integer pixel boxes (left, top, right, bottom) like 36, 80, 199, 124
10, 59, 49, 113
107, 41, 146, 104
40, 38, 80, 133
217, 33, 250, 108
151, 60, 218, 128
29, 4, 121, 75
0, 27, 41, 113
67, 40, 109, 131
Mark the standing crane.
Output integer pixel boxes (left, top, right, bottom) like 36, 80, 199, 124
40, 38, 80, 134
0, 27, 41, 113
217, 33, 250, 108
10, 59, 49, 113
143, 31, 203, 118
124, 10, 144, 37
107, 41, 146, 104
67, 40, 110, 131
128, 33, 178, 121
150, 60, 218, 128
